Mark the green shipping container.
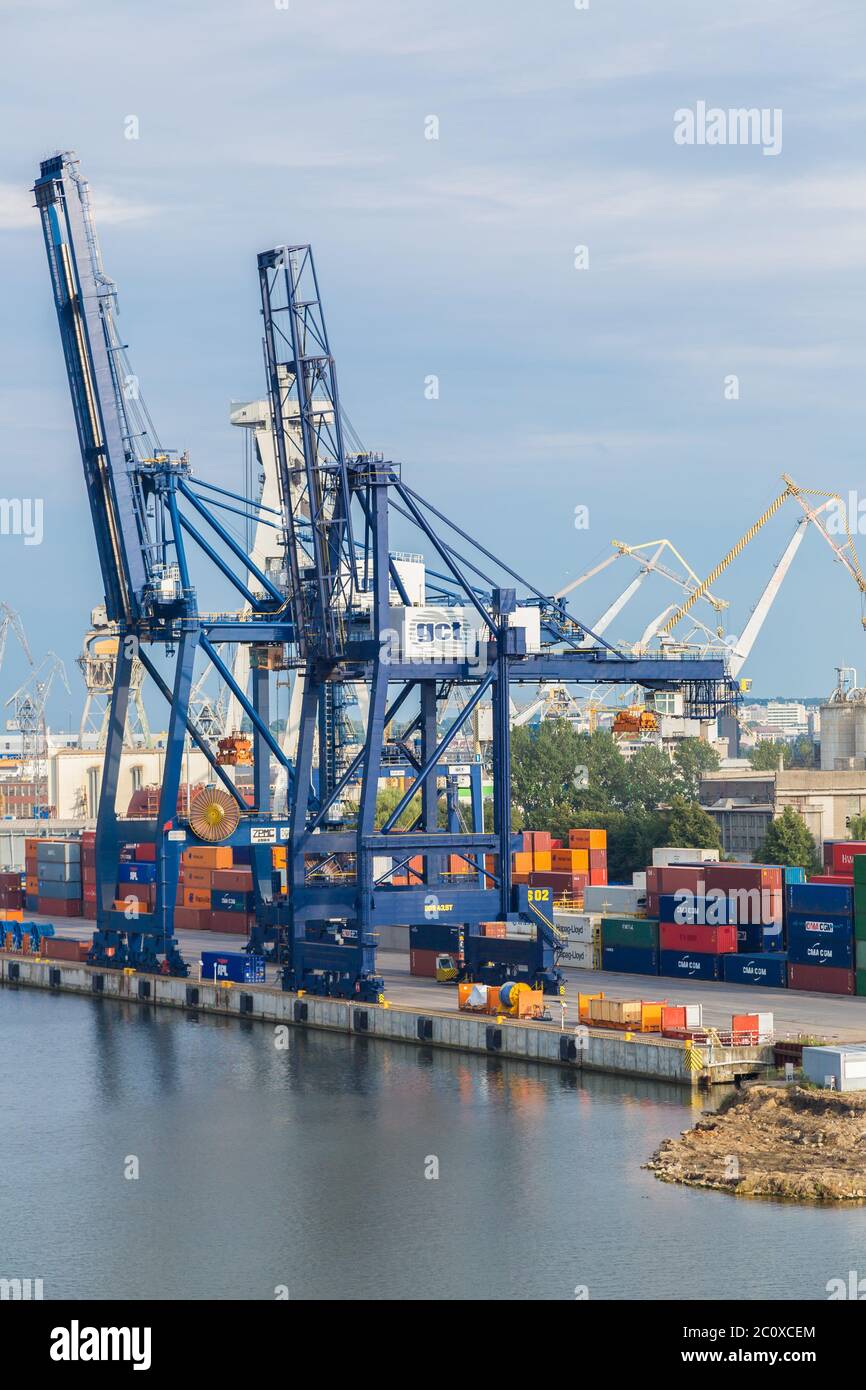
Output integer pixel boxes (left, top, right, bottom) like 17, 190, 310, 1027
600, 916, 659, 950
856, 941, 866, 972
855, 857, 866, 885
855, 889, 866, 939
857, 969, 866, 997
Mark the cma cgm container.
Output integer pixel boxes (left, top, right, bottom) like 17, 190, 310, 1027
788, 963, 855, 996
722, 953, 789, 988
658, 950, 723, 981
786, 881, 853, 917
658, 893, 735, 925
658, 922, 737, 954
786, 913, 853, 968
200, 951, 265, 984
601, 944, 659, 976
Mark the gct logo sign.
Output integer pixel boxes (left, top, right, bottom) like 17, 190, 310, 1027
414, 620, 463, 644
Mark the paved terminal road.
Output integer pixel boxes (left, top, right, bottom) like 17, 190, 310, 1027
33, 916, 866, 1043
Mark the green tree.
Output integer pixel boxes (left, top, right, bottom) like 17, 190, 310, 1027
672, 737, 720, 800
659, 796, 721, 851
624, 744, 677, 813
749, 738, 791, 771
756, 806, 821, 873
847, 813, 866, 841
510, 719, 585, 825
790, 734, 816, 769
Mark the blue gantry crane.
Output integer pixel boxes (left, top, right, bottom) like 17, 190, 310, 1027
34, 151, 737, 993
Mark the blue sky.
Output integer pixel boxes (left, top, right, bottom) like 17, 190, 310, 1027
3, 0, 866, 725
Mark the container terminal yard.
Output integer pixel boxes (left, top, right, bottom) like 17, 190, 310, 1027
3, 150, 866, 1086
8, 122, 866, 1329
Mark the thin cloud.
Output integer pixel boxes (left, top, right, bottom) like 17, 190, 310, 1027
0, 181, 155, 232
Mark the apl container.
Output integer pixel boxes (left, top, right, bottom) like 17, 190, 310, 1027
658, 950, 723, 981
600, 944, 659, 975
118, 862, 157, 885
786, 913, 853, 968
200, 951, 265, 984
722, 953, 789, 988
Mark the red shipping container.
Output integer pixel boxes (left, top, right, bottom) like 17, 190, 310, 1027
82, 882, 97, 903
653, 866, 706, 895
703, 864, 782, 892
589, 867, 608, 886
809, 873, 853, 886
210, 911, 251, 935
788, 963, 855, 996
480, 921, 506, 938
527, 871, 588, 891
211, 868, 255, 892
174, 907, 206, 931
410, 947, 439, 978
659, 922, 738, 954
37, 898, 82, 918
42, 937, 90, 961
135, 843, 157, 862
82, 904, 97, 921
117, 882, 155, 907
831, 841, 866, 874
661, 1005, 686, 1031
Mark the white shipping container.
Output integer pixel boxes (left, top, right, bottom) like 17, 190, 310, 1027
683, 1004, 703, 1028
632, 871, 647, 890
651, 846, 720, 867
553, 911, 599, 943
584, 885, 644, 914
561, 941, 599, 969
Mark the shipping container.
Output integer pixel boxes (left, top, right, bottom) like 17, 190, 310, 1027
786, 913, 853, 968
831, 842, 866, 875
174, 907, 206, 931
600, 944, 659, 975
211, 868, 254, 892
560, 940, 600, 969
210, 889, 252, 914
409, 923, 460, 952
658, 892, 735, 925
200, 950, 264, 984
37, 898, 82, 918
36, 860, 81, 884
210, 911, 250, 934
134, 843, 157, 862
802, 1044, 866, 1091
553, 911, 599, 943
118, 862, 157, 885
584, 884, 643, 914
659, 922, 737, 954
36, 841, 80, 864
410, 947, 439, 978
722, 953, 789, 988
569, 828, 607, 850
787, 881, 853, 916
658, 950, 723, 981
652, 846, 719, 867
36, 878, 82, 901
183, 846, 234, 869
41, 937, 90, 962
600, 916, 658, 950
787, 963, 855, 995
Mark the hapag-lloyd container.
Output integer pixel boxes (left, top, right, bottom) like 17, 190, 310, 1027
788, 963, 855, 995
658, 922, 737, 954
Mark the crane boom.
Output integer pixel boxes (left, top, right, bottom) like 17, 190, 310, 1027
33, 152, 153, 622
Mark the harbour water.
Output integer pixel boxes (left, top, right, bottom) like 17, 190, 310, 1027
2, 988, 863, 1301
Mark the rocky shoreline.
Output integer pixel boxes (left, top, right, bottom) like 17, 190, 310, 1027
646, 1084, 866, 1202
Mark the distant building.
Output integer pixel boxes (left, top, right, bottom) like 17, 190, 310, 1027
700, 767, 866, 859
740, 700, 809, 739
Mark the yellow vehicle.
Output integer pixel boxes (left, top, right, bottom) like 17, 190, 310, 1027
435, 953, 460, 983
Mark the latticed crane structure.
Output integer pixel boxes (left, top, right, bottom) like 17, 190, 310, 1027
34, 150, 735, 988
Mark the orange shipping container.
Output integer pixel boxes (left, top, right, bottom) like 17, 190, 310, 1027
569, 829, 607, 850
532, 851, 552, 871
184, 888, 212, 909
184, 867, 214, 889
272, 847, 287, 869
183, 846, 233, 869
552, 848, 589, 871
513, 851, 532, 875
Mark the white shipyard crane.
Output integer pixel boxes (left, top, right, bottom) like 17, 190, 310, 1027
0, 603, 32, 673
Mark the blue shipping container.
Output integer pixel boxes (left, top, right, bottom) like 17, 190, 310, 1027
658, 893, 734, 925
658, 950, 723, 981
722, 953, 789, 988
36, 841, 80, 864
784, 866, 807, 885
786, 882, 853, 917
786, 912, 853, 967
601, 944, 659, 975
36, 860, 81, 884
410, 924, 460, 952
200, 951, 265, 984
118, 862, 157, 885
37, 880, 82, 901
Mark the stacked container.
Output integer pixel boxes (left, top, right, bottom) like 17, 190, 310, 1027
0, 870, 23, 922
81, 831, 96, 920
409, 922, 461, 977
854, 857, 866, 997
557, 912, 601, 969
24, 837, 38, 910
601, 915, 659, 976
37, 840, 82, 917
786, 880, 855, 995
